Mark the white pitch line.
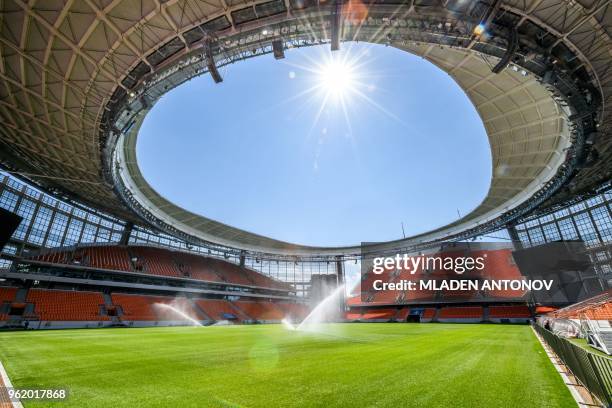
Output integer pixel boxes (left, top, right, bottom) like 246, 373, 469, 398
0, 360, 23, 408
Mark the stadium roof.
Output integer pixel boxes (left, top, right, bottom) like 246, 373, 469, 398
0, 0, 610, 257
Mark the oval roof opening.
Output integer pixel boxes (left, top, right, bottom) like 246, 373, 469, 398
137, 42, 491, 247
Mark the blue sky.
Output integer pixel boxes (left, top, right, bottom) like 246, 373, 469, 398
137, 42, 492, 247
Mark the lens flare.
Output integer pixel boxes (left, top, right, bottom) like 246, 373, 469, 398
318, 59, 355, 98
278, 43, 404, 145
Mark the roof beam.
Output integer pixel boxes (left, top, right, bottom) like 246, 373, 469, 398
13, 0, 127, 90
0, 37, 106, 105
84, 0, 153, 70
154, 0, 190, 50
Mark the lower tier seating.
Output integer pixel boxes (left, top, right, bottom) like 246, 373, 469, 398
234, 301, 285, 320
489, 305, 532, 318
9, 288, 308, 323
395, 307, 410, 321
27, 289, 108, 321
195, 299, 241, 321
361, 308, 397, 320
422, 308, 436, 319
278, 302, 309, 319
437, 306, 483, 319
0, 286, 17, 303
0, 286, 17, 321
345, 312, 362, 320
111, 293, 198, 321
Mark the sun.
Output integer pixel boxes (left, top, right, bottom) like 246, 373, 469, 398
280, 43, 401, 138
318, 59, 355, 98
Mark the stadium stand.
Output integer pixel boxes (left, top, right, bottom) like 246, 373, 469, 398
438, 306, 483, 320
27, 289, 108, 321
208, 259, 254, 286
535, 306, 558, 315
0, 287, 16, 304
111, 293, 198, 321
547, 290, 612, 320
173, 252, 224, 281
361, 309, 397, 321
112, 293, 156, 321
279, 302, 309, 319
421, 308, 437, 322
129, 247, 180, 278
489, 305, 532, 319
346, 296, 362, 306
0, 286, 308, 326
86, 246, 133, 272
345, 311, 362, 320
476, 249, 526, 299
242, 268, 294, 292
0, 287, 17, 321
234, 301, 285, 321
26, 245, 291, 291
395, 307, 410, 321
195, 299, 242, 321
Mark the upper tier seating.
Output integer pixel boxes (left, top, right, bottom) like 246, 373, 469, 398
173, 252, 223, 282
207, 259, 253, 286
472, 249, 526, 299
27, 289, 108, 321
129, 247, 181, 278
27, 245, 292, 291
83, 246, 132, 271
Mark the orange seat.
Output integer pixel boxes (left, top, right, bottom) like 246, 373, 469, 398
26, 289, 108, 321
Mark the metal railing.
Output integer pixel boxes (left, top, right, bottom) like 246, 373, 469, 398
534, 324, 612, 407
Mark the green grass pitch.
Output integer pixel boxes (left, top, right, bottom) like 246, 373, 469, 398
0, 323, 574, 407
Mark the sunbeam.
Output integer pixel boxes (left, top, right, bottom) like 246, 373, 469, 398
280, 42, 407, 144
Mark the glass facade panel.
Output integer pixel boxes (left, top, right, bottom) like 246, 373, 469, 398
47, 213, 68, 247
28, 206, 52, 245
512, 186, 612, 283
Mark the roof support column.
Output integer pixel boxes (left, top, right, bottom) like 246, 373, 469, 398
331, 0, 343, 51
119, 222, 133, 246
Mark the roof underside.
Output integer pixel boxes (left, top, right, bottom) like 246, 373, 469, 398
0, 0, 610, 256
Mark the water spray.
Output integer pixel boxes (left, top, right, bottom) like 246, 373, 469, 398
154, 303, 202, 327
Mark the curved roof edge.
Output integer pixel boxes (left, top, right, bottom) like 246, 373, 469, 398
108, 12, 588, 257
